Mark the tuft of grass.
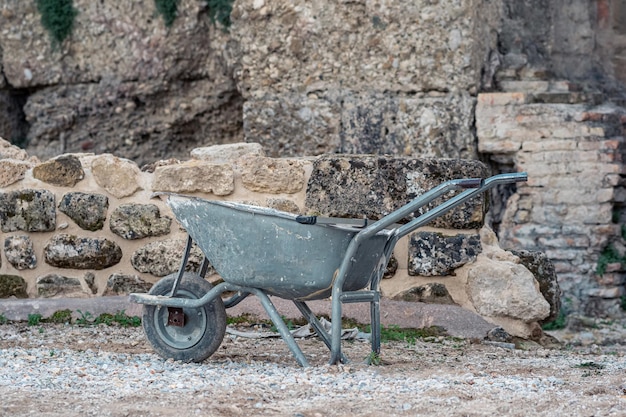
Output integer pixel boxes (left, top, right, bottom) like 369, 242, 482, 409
621, 296, 626, 311
575, 361, 605, 370
0, 314, 7, 325
542, 310, 567, 331
596, 244, 623, 276
226, 313, 257, 326
28, 313, 43, 326
47, 309, 72, 324
76, 309, 141, 327
366, 351, 382, 366
36, 0, 78, 47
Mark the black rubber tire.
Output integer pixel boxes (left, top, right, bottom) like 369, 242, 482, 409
142, 273, 226, 363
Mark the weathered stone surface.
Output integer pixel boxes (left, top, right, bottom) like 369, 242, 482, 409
103, 274, 153, 296
4, 235, 37, 270
58, 192, 109, 231
243, 94, 341, 157
91, 154, 142, 198
191, 142, 265, 163
239, 155, 306, 194
23, 80, 244, 167
0, 159, 35, 187
0, 137, 38, 162
1, 1, 242, 166
393, 282, 456, 305
0, 189, 56, 232
0, 274, 28, 298
32, 155, 84, 187
230, 0, 500, 95
131, 239, 207, 277
305, 155, 489, 228
44, 234, 122, 270
266, 198, 300, 214
341, 91, 478, 159
467, 258, 551, 323
152, 161, 235, 196
512, 249, 562, 324
84, 272, 97, 295
109, 204, 172, 240
408, 232, 481, 276
36, 274, 86, 298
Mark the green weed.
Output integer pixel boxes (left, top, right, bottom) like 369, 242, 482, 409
0, 314, 7, 325
76, 310, 141, 327
48, 309, 72, 324
36, 0, 78, 47
596, 244, 623, 276
542, 310, 567, 331
206, 0, 234, 28
154, 0, 178, 27
366, 351, 382, 366
27, 313, 42, 326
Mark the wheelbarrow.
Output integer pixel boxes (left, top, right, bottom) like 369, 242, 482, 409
130, 172, 527, 367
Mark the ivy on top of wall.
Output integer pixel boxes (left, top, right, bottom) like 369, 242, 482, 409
36, 0, 78, 47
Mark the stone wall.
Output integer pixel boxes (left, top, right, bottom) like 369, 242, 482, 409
0, 139, 555, 339
477, 90, 626, 317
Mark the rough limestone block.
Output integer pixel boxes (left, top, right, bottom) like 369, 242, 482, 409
191, 142, 265, 163
131, 239, 208, 277
305, 155, 489, 228
44, 234, 122, 270
0, 189, 56, 232
0, 159, 34, 187
466, 228, 551, 323
103, 274, 153, 296
392, 282, 456, 305
36, 274, 87, 298
408, 232, 481, 276
109, 204, 172, 240
58, 192, 109, 231
243, 94, 341, 157
0, 274, 28, 298
152, 161, 235, 196
32, 155, 84, 187
341, 91, 478, 160
0, 137, 39, 162
239, 155, 307, 194
4, 235, 37, 270
91, 154, 142, 198
511, 249, 562, 324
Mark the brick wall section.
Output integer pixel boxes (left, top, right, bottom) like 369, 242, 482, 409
477, 91, 626, 315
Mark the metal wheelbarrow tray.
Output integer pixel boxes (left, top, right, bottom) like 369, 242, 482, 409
130, 172, 527, 367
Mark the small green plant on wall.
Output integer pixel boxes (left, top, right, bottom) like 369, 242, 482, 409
206, 0, 235, 28
36, 0, 78, 47
154, 0, 235, 29
154, 0, 179, 27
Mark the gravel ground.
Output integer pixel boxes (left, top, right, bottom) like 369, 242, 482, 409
1, 319, 626, 417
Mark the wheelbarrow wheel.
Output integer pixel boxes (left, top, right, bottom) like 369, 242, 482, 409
142, 272, 226, 363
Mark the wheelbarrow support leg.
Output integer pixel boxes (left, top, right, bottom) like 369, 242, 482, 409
293, 300, 348, 363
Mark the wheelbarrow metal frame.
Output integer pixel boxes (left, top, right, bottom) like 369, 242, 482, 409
130, 172, 527, 366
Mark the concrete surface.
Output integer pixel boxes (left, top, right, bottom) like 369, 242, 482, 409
0, 295, 497, 340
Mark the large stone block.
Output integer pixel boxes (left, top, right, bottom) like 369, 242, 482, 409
243, 94, 341, 157
239, 155, 307, 194
341, 91, 477, 160
305, 155, 490, 228
230, 0, 499, 95
0, 189, 56, 232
